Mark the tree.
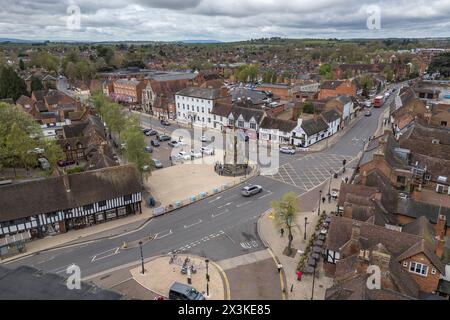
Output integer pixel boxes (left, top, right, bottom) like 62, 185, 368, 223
19, 59, 25, 70
30, 76, 44, 92
302, 101, 315, 114
0, 102, 63, 176
271, 192, 300, 255
0, 67, 27, 101
319, 63, 335, 80
429, 52, 450, 77
122, 117, 153, 182
360, 74, 374, 97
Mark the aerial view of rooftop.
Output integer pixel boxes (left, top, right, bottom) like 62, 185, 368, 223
0, 0, 449, 314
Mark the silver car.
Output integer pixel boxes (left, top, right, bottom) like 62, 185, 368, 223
241, 185, 263, 197
280, 146, 296, 155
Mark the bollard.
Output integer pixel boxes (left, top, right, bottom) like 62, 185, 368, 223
291, 284, 294, 292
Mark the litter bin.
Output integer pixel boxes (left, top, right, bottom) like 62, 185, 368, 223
148, 197, 156, 207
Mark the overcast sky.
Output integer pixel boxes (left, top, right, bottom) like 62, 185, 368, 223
0, 0, 449, 41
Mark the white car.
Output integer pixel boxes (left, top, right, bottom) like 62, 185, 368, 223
280, 146, 295, 155
200, 147, 214, 155
200, 135, 209, 142
191, 150, 202, 158
177, 151, 191, 160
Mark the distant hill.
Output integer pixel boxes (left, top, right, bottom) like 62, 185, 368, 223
0, 38, 46, 43
176, 40, 223, 44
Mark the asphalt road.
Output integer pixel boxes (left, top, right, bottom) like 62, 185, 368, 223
5, 85, 398, 279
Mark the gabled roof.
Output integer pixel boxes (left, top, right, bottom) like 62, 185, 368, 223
259, 117, 297, 132
301, 117, 329, 136
177, 87, 223, 100
321, 80, 344, 90
231, 106, 265, 123
321, 108, 341, 123
211, 101, 232, 117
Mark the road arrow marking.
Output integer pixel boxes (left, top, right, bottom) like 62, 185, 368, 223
208, 196, 222, 204
156, 229, 172, 239
217, 202, 232, 209
236, 201, 252, 208
184, 219, 202, 229
212, 209, 229, 218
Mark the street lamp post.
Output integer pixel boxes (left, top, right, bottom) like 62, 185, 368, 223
311, 262, 316, 300
328, 170, 332, 197
205, 259, 210, 297
304, 217, 308, 240
139, 241, 145, 275
318, 190, 322, 216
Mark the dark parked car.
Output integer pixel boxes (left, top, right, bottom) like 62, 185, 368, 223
169, 282, 205, 300
158, 134, 171, 141
144, 129, 157, 136
151, 140, 160, 147
144, 146, 153, 153
160, 119, 171, 126
57, 160, 76, 167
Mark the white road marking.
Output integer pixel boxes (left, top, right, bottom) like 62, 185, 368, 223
223, 232, 236, 244
184, 219, 202, 229
156, 229, 172, 239
208, 196, 222, 204
50, 264, 74, 274
91, 247, 120, 263
236, 200, 252, 208
36, 256, 55, 265
258, 190, 273, 199
217, 202, 233, 209
212, 209, 229, 218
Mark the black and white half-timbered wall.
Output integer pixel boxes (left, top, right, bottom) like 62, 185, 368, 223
0, 165, 142, 239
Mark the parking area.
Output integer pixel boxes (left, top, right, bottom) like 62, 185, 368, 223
266, 153, 355, 191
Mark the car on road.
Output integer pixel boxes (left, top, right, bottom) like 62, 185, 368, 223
190, 150, 202, 158
152, 159, 163, 169
200, 135, 211, 142
200, 147, 214, 155
144, 146, 153, 153
57, 160, 76, 167
280, 146, 295, 155
241, 185, 263, 197
160, 119, 171, 126
177, 151, 191, 160
398, 193, 409, 200
365, 110, 372, 117
158, 135, 171, 141
331, 189, 339, 198
151, 140, 160, 147
169, 282, 205, 301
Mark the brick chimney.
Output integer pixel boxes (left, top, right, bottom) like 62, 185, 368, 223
435, 213, 447, 258
351, 222, 361, 242
219, 86, 229, 98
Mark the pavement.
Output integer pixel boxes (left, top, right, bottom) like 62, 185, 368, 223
258, 168, 355, 300
130, 254, 227, 300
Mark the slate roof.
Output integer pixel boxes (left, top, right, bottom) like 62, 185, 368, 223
0, 265, 123, 300
177, 87, 223, 100
321, 108, 341, 123
259, 117, 297, 132
396, 198, 450, 227
301, 117, 329, 136
321, 80, 344, 90
230, 106, 265, 123
211, 101, 232, 117
0, 165, 141, 222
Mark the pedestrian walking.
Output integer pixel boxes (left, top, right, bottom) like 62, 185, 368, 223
277, 264, 283, 273
296, 271, 303, 281
322, 197, 326, 204
345, 177, 349, 183
280, 228, 284, 237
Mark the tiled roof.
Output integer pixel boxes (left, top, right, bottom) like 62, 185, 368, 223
259, 117, 297, 132
301, 117, 329, 136
177, 87, 223, 100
